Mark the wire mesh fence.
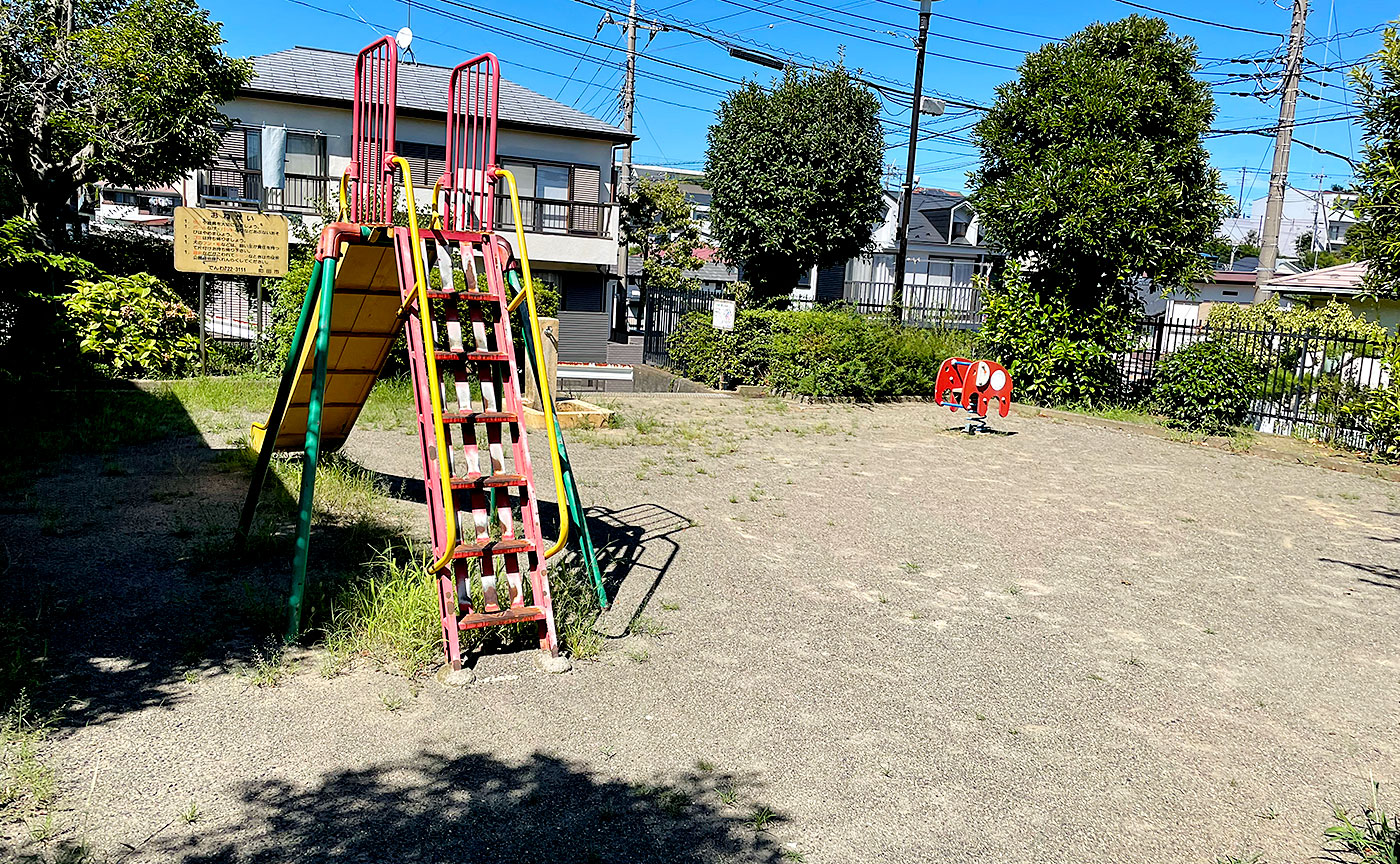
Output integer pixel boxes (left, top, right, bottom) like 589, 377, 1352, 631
1118, 318, 1397, 451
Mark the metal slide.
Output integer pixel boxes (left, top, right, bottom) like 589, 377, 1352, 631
235, 38, 605, 670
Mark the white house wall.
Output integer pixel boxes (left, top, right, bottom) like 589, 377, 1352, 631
212, 97, 619, 268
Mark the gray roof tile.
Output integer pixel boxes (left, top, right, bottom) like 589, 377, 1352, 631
244, 46, 632, 141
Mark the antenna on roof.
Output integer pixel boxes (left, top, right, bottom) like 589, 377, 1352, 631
396, 26, 415, 62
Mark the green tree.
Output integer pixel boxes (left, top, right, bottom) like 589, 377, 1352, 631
705, 65, 884, 302
969, 15, 1224, 403
620, 176, 702, 312
1349, 23, 1400, 298
0, 0, 250, 238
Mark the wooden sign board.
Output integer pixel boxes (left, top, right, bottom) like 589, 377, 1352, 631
174, 207, 289, 277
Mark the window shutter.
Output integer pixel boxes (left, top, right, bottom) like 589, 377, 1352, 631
570, 165, 600, 233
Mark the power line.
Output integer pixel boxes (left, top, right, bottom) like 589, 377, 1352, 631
1108, 0, 1285, 37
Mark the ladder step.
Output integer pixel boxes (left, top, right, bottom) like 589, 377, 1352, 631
424, 290, 497, 303
450, 473, 528, 490
453, 537, 534, 559
456, 605, 546, 631
442, 410, 517, 425
434, 349, 510, 363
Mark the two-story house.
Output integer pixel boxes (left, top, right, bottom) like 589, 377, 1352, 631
179, 46, 634, 363
819, 188, 993, 326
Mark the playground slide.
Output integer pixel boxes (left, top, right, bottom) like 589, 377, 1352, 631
249, 235, 405, 454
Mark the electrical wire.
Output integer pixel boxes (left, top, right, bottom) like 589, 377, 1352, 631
1108, 0, 1284, 37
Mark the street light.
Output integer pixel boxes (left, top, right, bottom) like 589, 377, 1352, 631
891, 0, 938, 322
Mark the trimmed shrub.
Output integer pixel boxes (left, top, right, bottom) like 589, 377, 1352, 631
974, 265, 1136, 407
61, 273, 198, 377
1150, 340, 1261, 433
666, 306, 972, 399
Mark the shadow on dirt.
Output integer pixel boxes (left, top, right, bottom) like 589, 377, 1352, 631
150, 750, 788, 864
1319, 557, 1400, 592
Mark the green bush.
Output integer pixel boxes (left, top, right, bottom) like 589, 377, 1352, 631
666, 306, 972, 399
61, 273, 198, 377
1150, 341, 1261, 433
0, 217, 99, 381
74, 228, 199, 307
974, 265, 1136, 407
1342, 344, 1400, 461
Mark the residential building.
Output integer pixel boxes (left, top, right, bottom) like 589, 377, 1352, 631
175, 46, 634, 363
1267, 262, 1400, 332
823, 188, 993, 325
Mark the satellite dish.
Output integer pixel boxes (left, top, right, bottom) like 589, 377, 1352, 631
395, 26, 413, 51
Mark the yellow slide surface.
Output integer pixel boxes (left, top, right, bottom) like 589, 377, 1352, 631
250, 240, 403, 454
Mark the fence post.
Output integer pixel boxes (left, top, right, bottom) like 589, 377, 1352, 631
254, 276, 264, 370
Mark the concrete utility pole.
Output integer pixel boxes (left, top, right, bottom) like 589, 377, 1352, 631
614, 0, 639, 300
1254, 0, 1310, 301
891, 0, 936, 322
1310, 172, 1326, 268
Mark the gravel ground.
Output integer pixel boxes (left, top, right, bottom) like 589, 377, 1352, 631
3, 394, 1398, 863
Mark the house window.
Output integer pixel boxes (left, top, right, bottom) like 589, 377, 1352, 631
495, 158, 606, 236
205, 125, 328, 211
395, 140, 447, 187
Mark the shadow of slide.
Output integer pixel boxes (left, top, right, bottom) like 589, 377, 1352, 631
163, 749, 788, 864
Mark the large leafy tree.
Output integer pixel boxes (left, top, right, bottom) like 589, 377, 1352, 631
970, 15, 1223, 306
969, 15, 1224, 404
705, 65, 883, 302
0, 0, 250, 238
620, 176, 703, 312
1349, 23, 1400, 299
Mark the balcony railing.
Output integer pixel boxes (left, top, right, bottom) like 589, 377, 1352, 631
198, 169, 331, 215
494, 193, 612, 238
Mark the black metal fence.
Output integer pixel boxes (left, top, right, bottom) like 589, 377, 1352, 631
1117, 318, 1396, 450
642, 286, 729, 367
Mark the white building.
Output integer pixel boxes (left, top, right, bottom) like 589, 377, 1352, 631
170, 46, 635, 363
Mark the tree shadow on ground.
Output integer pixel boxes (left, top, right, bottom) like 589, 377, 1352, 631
156, 750, 788, 864
1319, 557, 1400, 592
0, 383, 421, 729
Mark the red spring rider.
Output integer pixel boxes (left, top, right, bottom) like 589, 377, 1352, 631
935, 357, 1013, 432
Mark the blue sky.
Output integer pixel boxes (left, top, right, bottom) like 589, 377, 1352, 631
203, 0, 1394, 208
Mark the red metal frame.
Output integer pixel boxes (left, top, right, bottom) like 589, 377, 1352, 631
441, 54, 500, 234
350, 37, 398, 225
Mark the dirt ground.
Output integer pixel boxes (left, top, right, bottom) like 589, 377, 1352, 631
3, 393, 1398, 863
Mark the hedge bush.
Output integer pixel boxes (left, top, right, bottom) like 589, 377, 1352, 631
61, 273, 199, 377
666, 306, 972, 399
1150, 340, 1261, 433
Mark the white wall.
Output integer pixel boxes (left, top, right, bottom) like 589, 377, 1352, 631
214, 97, 620, 268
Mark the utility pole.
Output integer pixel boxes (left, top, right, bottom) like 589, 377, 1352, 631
614, 0, 638, 310
1311, 172, 1326, 268
1254, 0, 1309, 301
891, 0, 936, 322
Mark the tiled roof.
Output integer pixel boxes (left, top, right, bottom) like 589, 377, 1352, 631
1266, 261, 1368, 294
243, 47, 633, 141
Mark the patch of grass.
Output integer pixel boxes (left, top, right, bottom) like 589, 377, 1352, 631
899, 561, 921, 574
1, 693, 56, 821
319, 653, 350, 679
29, 813, 57, 842
237, 643, 298, 688
359, 376, 416, 430
877, 593, 888, 604
1324, 780, 1398, 864
781, 849, 807, 862
718, 783, 740, 806
379, 692, 405, 712
695, 758, 716, 773
910, 610, 926, 620
747, 805, 777, 831
1087, 673, 1104, 681
628, 615, 669, 638
324, 546, 442, 676
183, 669, 199, 684
563, 619, 603, 661
661, 601, 679, 612
180, 800, 201, 824
656, 787, 691, 817
625, 648, 651, 664
1008, 585, 1022, 596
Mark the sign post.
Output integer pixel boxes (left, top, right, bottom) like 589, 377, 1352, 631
711, 298, 736, 391
174, 207, 289, 372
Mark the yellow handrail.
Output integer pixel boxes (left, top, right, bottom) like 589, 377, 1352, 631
337, 167, 351, 222
391, 156, 459, 574
498, 169, 569, 560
